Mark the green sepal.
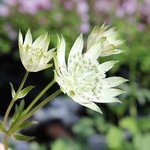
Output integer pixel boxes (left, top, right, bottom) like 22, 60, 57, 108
18, 86, 35, 99
9, 82, 16, 98
13, 133, 35, 141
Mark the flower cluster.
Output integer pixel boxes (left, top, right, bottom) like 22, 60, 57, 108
19, 25, 127, 113
54, 26, 127, 113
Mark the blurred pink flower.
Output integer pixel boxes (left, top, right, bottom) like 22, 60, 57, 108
19, 0, 38, 15
140, 0, 150, 23
0, 4, 10, 16
76, 0, 89, 14
116, 0, 137, 17
3, 23, 17, 40
116, 8, 125, 18
35, 0, 52, 9
79, 22, 90, 33
79, 13, 89, 22
5, 0, 17, 6
19, 0, 51, 15
75, 0, 90, 33
123, 0, 137, 14
94, 0, 111, 13
62, 0, 74, 10
137, 23, 145, 31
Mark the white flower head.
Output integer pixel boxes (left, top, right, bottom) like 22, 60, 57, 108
19, 29, 55, 72
87, 25, 124, 57
54, 26, 128, 113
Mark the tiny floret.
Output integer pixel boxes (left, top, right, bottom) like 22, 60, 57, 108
19, 29, 55, 72
54, 25, 127, 113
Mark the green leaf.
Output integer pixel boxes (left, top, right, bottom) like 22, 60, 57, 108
15, 100, 25, 116
138, 117, 150, 131
73, 118, 95, 138
13, 133, 35, 141
10, 82, 16, 98
16, 121, 38, 132
31, 142, 46, 150
18, 86, 35, 99
106, 126, 124, 149
134, 133, 150, 150
119, 117, 138, 136
51, 138, 81, 150
9, 100, 25, 131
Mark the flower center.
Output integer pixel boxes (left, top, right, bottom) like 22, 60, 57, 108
68, 90, 75, 97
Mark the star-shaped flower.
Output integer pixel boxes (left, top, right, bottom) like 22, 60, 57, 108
19, 29, 55, 72
54, 26, 127, 113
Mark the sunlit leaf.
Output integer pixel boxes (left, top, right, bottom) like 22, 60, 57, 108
119, 117, 138, 136
106, 126, 124, 149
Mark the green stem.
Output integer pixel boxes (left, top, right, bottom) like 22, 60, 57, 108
2, 135, 9, 150
3, 71, 29, 127
24, 79, 55, 114
9, 89, 61, 134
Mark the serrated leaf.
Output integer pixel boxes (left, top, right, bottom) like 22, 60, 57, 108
10, 82, 16, 98
18, 86, 35, 99
13, 133, 35, 141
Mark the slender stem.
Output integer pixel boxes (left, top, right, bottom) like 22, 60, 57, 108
17, 72, 29, 94
2, 100, 15, 128
3, 71, 29, 127
2, 135, 9, 150
9, 89, 61, 134
24, 79, 55, 114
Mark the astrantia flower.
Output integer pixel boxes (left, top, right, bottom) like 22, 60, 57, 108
19, 29, 55, 72
87, 25, 123, 56
54, 26, 127, 113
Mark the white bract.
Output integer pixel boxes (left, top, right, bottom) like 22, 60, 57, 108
19, 29, 55, 72
54, 26, 128, 113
